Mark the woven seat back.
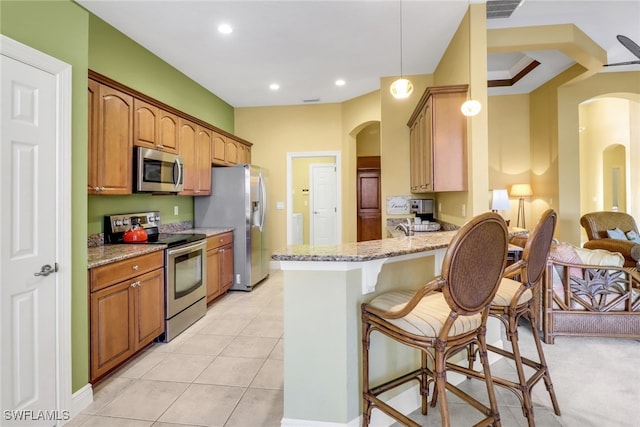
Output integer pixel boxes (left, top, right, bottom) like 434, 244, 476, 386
522, 209, 557, 287
441, 212, 508, 316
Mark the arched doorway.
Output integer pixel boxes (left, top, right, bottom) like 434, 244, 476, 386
356, 122, 381, 241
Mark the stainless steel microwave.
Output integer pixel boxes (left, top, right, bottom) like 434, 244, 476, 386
135, 147, 184, 193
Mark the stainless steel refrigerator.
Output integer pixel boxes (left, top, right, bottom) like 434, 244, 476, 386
194, 164, 269, 291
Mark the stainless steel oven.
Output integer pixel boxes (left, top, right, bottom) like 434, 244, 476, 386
104, 211, 207, 342
164, 239, 207, 341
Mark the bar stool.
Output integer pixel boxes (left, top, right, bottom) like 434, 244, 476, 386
451, 209, 561, 426
361, 212, 509, 427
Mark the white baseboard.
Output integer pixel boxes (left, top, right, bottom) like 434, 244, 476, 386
68, 383, 93, 422
270, 260, 281, 270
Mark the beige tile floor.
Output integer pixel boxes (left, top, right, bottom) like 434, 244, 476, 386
69, 270, 285, 427
67, 269, 640, 427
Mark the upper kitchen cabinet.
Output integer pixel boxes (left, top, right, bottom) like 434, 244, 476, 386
88, 79, 133, 195
212, 132, 251, 166
133, 99, 179, 154
407, 85, 468, 193
179, 118, 212, 196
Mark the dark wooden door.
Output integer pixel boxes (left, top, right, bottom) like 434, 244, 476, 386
357, 157, 381, 241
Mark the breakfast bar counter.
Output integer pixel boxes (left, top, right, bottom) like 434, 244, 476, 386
273, 230, 517, 426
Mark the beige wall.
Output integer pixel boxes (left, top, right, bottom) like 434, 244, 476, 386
356, 122, 380, 157
488, 94, 530, 224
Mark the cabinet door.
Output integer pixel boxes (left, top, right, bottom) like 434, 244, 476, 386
134, 268, 165, 349
88, 81, 133, 195
206, 247, 221, 304
225, 138, 238, 165
431, 91, 466, 191
87, 80, 99, 193
422, 98, 433, 192
158, 109, 179, 154
90, 281, 134, 381
220, 243, 234, 291
212, 132, 226, 165
133, 99, 158, 149
178, 119, 197, 195
196, 126, 212, 195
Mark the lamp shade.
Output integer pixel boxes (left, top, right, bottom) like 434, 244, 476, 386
491, 189, 510, 211
510, 183, 532, 197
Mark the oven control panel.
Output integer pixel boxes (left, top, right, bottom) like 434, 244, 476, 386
105, 211, 161, 234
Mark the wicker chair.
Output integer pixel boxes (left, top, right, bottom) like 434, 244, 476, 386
361, 212, 508, 427
543, 243, 640, 343
580, 211, 640, 267
449, 209, 561, 427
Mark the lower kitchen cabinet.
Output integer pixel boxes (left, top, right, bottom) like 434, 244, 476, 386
89, 251, 164, 383
206, 232, 234, 304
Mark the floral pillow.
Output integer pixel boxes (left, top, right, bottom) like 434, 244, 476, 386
606, 227, 627, 240
626, 230, 640, 244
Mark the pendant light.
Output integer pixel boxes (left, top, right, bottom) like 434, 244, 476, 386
461, 2, 481, 116
390, 0, 413, 99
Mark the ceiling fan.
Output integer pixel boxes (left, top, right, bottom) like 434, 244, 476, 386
604, 35, 640, 67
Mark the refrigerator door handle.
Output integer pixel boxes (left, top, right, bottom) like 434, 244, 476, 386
259, 172, 266, 232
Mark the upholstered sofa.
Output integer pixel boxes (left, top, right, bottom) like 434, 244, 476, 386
580, 211, 640, 268
542, 242, 640, 343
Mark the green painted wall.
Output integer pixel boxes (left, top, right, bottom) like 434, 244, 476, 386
1, 0, 90, 393
1, 0, 237, 394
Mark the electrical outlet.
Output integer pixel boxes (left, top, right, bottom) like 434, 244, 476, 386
461, 204, 466, 217
438, 203, 442, 212
174, 205, 179, 215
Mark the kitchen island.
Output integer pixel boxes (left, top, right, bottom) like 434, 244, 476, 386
273, 229, 524, 426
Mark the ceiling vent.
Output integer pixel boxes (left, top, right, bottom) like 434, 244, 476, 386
487, 0, 524, 19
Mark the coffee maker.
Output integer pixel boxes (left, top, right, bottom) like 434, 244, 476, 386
410, 199, 434, 222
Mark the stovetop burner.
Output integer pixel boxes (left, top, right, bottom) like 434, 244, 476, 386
104, 211, 206, 248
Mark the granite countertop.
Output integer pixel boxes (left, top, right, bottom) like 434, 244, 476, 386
88, 228, 234, 269
272, 227, 529, 263
272, 231, 459, 262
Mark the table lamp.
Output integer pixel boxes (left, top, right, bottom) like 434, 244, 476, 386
491, 189, 510, 213
511, 183, 532, 228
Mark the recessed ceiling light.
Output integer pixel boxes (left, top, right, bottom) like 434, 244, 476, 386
269, 83, 280, 91
335, 79, 346, 86
218, 23, 233, 34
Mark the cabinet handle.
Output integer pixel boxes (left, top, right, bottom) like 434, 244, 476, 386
130, 281, 141, 288
132, 265, 139, 271
100, 187, 105, 191
94, 186, 100, 192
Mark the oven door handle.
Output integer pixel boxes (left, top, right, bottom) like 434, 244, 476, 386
166, 239, 206, 257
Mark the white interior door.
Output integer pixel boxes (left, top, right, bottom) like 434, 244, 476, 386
309, 163, 337, 245
1, 36, 71, 425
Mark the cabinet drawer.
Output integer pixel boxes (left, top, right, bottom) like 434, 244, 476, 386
207, 232, 233, 250
90, 251, 164, 292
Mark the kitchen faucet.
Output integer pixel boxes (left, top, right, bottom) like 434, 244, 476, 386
395, 218, 414, 236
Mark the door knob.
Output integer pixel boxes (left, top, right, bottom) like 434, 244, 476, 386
34, 263, 58, 277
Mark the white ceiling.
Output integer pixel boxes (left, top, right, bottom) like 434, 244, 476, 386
76, 0, 640, 107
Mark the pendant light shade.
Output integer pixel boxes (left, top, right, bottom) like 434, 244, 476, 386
461, 99, 481, 116
391, 0, 412, 100
390, 78, 413, 99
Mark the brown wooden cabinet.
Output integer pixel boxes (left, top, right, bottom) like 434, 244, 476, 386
133, 99, 179, 154
206, 232, 234, 304
88, 79, 133, 195
212, 132, 250, 166
89, 251, 164, 382
88, 71, 253, 192
407, 85, 468, 193
179, 119, 212, 196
